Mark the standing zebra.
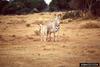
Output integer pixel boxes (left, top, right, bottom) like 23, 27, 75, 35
39, 14, 61, 41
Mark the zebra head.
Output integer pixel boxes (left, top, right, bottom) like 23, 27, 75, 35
55, 14, 61, 26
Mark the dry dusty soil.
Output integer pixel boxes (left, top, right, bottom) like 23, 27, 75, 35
0, 12, 100, 67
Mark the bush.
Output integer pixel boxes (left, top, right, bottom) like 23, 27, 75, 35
62, 10, 81, 19
1, 0, 47, 15
34, 30, 40, 36
26, 24, 31, 27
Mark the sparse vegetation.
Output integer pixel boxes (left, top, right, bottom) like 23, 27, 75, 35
26, 24, 31, 27
12, 35, 16, 37
0, 0, 100, 67
80, 22, 100, 28
62, 10, 81, 19
34, 30, 40, 36
0, 12, 100, 67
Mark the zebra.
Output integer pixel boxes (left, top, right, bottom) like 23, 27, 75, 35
39, 14, 61, 41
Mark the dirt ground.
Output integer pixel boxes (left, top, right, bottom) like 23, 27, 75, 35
0, 12, 100, 67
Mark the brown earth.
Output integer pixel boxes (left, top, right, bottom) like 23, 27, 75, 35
0, 12, 100, 67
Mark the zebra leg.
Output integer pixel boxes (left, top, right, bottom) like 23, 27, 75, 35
40, 35, 43, 41
53, 33, 56, 42
46, 33, 49, 41
49, 33, 52, 41
47, 33, 51, 41
44, 35, 47, 42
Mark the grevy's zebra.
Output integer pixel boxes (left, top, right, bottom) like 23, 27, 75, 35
39, 14, 61, 41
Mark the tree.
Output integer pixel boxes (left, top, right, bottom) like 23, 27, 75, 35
69, 0, 96, 11
49, 0, 70, 11
0, 0, 9, 14
1, 0, 47, 14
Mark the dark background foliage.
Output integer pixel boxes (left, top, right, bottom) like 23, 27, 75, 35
0, 0, 100, 16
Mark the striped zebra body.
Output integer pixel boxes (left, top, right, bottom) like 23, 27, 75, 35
39, 14, 61, 41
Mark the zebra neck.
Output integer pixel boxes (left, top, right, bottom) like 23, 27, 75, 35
55, 19, 60, 25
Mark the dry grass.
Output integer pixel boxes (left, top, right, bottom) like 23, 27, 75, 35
0, 12, 100, 67
62, 10, 80, 19
80, 22, 100, 29
61, 18, 73, 24
34, 30, 40, 36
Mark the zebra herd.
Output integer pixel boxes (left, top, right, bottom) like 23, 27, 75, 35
39, 14, 61, 42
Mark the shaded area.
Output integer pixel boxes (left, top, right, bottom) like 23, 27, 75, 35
0, 0, 100, 17
49, 0, 70, 11
0, 0, 47, 15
